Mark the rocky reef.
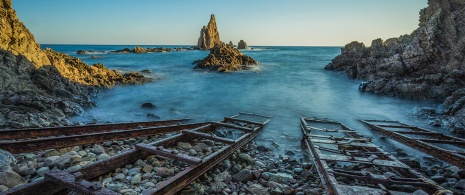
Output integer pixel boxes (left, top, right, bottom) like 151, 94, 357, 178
197, 14, 221, 50
237, 40, 249, 50
0, 0, 151, 129
193, 42, 258, 72
325, 0, 465, 134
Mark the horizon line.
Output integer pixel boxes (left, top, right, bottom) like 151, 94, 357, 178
40, 43, 344, 47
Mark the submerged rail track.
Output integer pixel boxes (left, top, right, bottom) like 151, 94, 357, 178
360, 119, 465, 170
300, 117, 449, 194
4, 113, 271, 195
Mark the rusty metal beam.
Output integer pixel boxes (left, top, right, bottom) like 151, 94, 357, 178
0, 119, 190, 140
182, 130, 235, 144
135, 144, 202, 165
361, 120, 465, 169
223, 117, 263, 126
0, 123, 209, 154
44, 171, 118, 195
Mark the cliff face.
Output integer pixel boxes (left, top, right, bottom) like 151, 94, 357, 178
325, 0, 465, 134
197, 14, 221, 50
0, 0, 151, 129
0, 0, 50, 68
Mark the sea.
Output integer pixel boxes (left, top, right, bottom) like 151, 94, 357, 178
41, 44, 443, 161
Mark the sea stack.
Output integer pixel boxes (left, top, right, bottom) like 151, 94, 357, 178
325, 0, 465, 135
237, 40, 249, 50
197, 14, 221, 50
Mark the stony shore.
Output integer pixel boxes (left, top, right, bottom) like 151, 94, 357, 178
2, 127, 465, 194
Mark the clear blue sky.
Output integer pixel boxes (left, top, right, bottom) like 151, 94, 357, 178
13, 0, 427, 46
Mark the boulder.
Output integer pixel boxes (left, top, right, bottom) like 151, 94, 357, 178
237, 40, 249, 50
197, 14, 221, 50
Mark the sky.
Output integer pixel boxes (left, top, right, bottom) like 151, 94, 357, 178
13, 0, 428, 46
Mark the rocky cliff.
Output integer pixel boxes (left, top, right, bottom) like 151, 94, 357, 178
193, 42, 258, 72
0, 0, 50, 68
238, 40, 249, 50
0, 0, 151, 129
325, 0, 465, 134
197, 14, 221, 50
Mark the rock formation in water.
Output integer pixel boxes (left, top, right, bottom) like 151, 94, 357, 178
193, 42, 258, 72
197, 14, 221, 50
325, 0, 465, 134
238, 40, 249, 50
0, 0, 50, 68
0, 0, 151, 130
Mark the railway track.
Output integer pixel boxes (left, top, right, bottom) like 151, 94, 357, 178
3, 112, 271, 195
360, 119, 465, 170
300, 117, 450, 194
0, 119, 204, 154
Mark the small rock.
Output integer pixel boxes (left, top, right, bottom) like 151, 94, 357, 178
143, 165, 153, 173
129, 168, 141, 176
301, 170, 313, 178
13, 165, 36, 176
246, 184, 270, 195
141, 70, 152, 73
43, 150, 61, 158
455, 179, 465, 190
142, 172, 151, 180
113, 173, 126, 181
44, 156, 60, 167
145, 182, 156, 188
131, 173, 142, 185
97, 154, 110, 161
293, 168, 303, 173
135, 159, 147, 167
0, 185, 8, 193
156, 167, 174, 177
147, 114, 160, 119
141, 103, 156, 109
232, 169, 253, 183
305, 188, 324, 195
177, 142, 192, 150
256, 145, 270, 152
189, 149, 198, 156
238, 153, 253, 165
431, 175, 447, 183
57, 151, 82, 168
37, 167, 50, 177
92, 145, 106, 155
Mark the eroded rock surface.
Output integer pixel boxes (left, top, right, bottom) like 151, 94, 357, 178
197, 14, 221, 50
238, 40, 249, 50
193, 42, 258, 72
325, 0, 465, 134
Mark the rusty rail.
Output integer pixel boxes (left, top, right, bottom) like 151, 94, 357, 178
4, 113, 270, 195
301, 117, 448, 195
0, 119, 190, 140
360, 119, 465, 169
0, 121, 206, 154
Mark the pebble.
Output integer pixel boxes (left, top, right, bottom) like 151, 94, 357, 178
36, 167, 50, 177
113, 173, 126, 181
131, 174, 141, 185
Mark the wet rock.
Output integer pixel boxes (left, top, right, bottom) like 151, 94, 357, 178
37, 167, 50, 177
92, 145, 107, 155
232, 169, 253, 183
155, 167, 174, 177
0, 170, 26, 188
13, 165, 36, 176
305, 188, 324, 195
238, 153, 253, 165
193, 42, 259, 72
431, 175, 447, 183
246, 184, 269, 195
0, 149, 15, 171
146, 113, 160, 119
285, 150, 295, 156
251, 170, 261, 179
141, 103, 156, 109
76, 50, 86, 54
293, 167, 303, 173
131, 173, 142, 185
141, 70, 152, 73
113, 173, 126, 181
256, 145, 271, 152
455, 179, 465, 190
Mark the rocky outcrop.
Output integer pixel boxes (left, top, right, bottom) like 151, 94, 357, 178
197, 14, 221, 50
193, 42, 258, 72
0, 0, 50, 68
0, 0, 151, 129
325, 0, 465, 134
238, 40, 249, 50
108, 47, 171, 54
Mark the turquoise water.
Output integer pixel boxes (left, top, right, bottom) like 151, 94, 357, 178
42, 45, 439, 157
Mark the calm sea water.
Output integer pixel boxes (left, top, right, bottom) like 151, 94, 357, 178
42, 44, 441, 159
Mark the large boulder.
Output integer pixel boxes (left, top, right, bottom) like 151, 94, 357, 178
193, 42, 258, 72
197, 14, 221, 50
